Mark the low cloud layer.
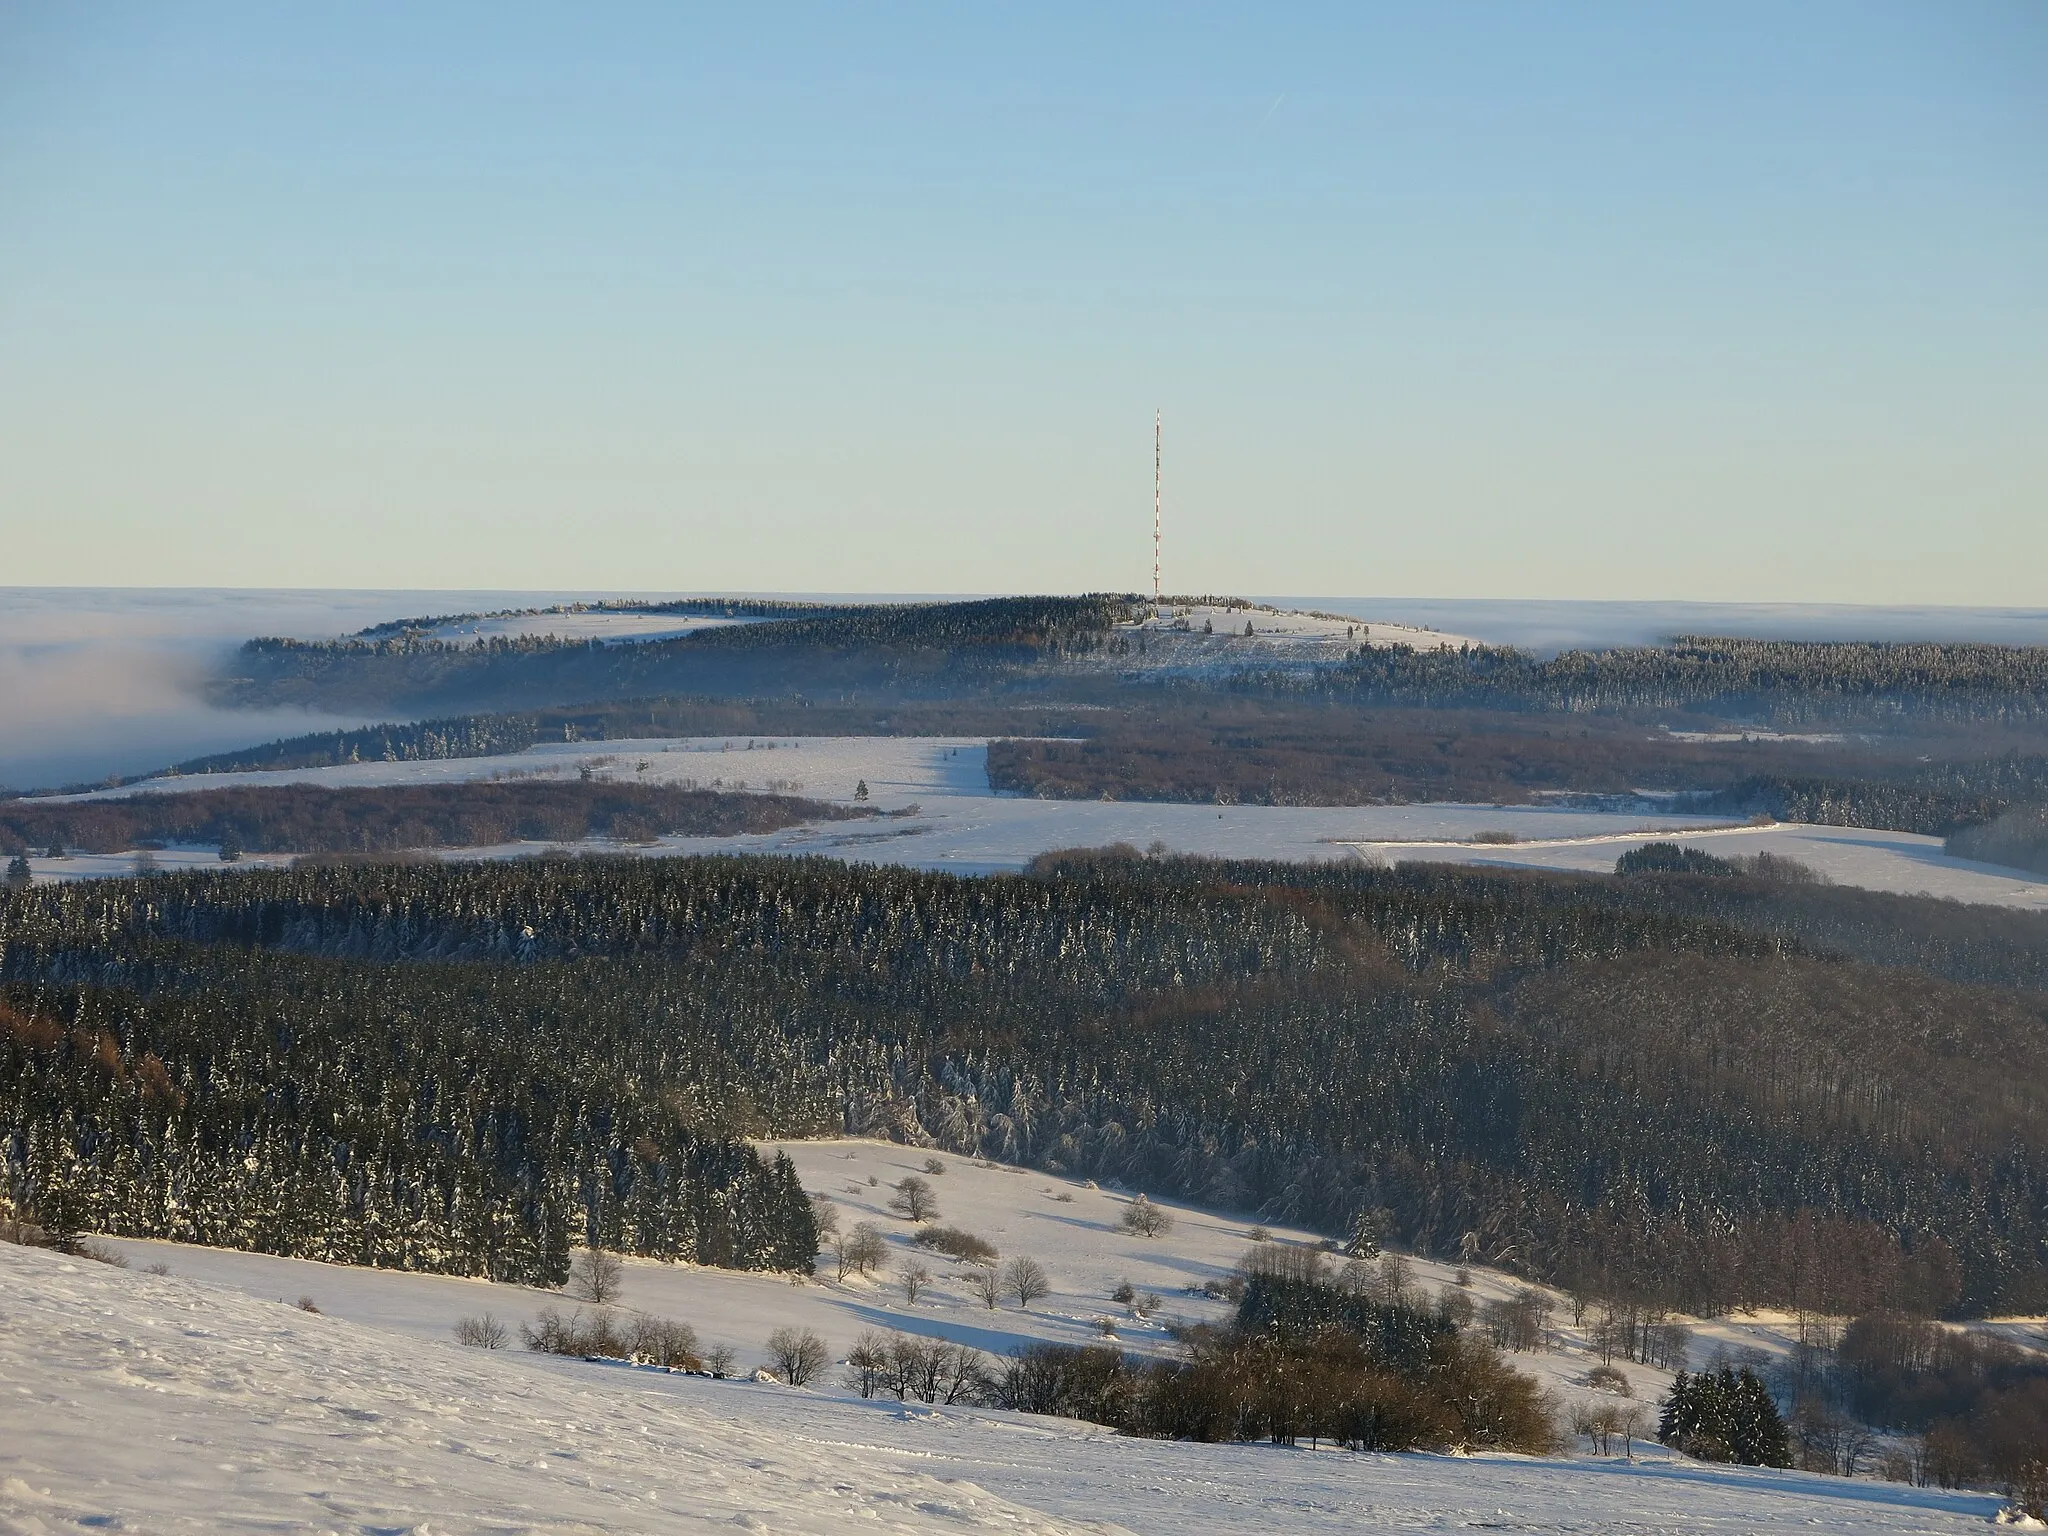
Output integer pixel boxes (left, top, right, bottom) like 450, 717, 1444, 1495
0, 589, 572, 791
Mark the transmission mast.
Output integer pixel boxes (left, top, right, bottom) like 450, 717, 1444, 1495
1153, 410, 1162, 607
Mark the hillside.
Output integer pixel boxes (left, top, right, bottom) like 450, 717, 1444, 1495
4, 1165, 2019, 1534
9, 854, 2048, 1315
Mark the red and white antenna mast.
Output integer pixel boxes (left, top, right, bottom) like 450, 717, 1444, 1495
1153, 409, 1162, 606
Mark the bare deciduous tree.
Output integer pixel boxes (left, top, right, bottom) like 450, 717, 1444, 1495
900, 1261, 933, 1304
835, 1220, 889, 1281
889, 1175, 941, 1223
567, 1247, 624, 1305
765, 1325, 830, 1387
845, 1330, 892, 1398
968, 1265, 1002, 1310
1001, 1256, 1050, 1309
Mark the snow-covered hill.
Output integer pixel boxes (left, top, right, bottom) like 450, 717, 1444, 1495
10, 1140, 2024, 1533
2, 1240, 2006, 1536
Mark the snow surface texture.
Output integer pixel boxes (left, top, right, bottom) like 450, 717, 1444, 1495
36, 736, 2048, 909
6, 1143, 2017, 1534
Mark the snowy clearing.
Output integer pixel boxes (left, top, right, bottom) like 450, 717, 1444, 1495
29, 736, 2048, 908
7, 1145, 2022, 1534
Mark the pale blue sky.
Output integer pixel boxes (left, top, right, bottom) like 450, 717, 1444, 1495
1, 3, 2041, 599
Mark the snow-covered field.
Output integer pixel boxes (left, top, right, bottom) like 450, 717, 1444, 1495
4, 1143, 2019, 1534
1080, 604, 1479, 680
412, 610, 772, 644
31, 736, 2048, 909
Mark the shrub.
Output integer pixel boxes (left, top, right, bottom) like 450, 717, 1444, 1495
914, 1225, 999, 1265
1119, 1195, 1174, 1238
454, 1313, 509, 1349
1586, 1364, 1632, 1395
922, 1157, 947, 1175
294, 1295, 320, 1313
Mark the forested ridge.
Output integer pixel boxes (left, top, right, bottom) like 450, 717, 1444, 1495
202, 595, 2048, 729
6, 854, 2043, 1314
211, 595, 1141, 714
0, 781, 855, 857
1306, 637, 2048, 724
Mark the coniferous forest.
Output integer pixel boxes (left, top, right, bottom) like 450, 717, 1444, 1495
5, 851, 2044, 1313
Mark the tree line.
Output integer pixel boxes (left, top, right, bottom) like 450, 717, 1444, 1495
0, 781, 853, 858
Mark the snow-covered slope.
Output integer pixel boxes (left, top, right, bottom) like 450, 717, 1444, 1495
0, 1239, 1098, 1536
1080, 603, 1482, 680
5, 1149, 2016, 1535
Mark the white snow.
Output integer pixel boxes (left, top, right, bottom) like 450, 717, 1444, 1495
1079, 605, 1480, 681
412, 610, 772, 644
28, 737, 2048, 909
6, 1146, 2019, 1533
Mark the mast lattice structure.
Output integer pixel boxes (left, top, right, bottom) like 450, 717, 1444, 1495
1153, 410, 1162, 606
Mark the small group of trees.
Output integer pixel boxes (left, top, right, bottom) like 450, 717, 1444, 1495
515, 1306, 707, 1371
1658, 1367, 1792, 1467
844, 1330, 988, 1404
832, 1221, 889, 1281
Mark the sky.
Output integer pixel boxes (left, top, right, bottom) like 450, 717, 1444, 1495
0, 3, 2042, 601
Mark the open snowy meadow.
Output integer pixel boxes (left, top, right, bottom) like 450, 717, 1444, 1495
34, 734, 2048, 909
3, 1141, 2023, 1534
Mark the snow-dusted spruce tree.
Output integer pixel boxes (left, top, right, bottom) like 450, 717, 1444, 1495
1658, 1367, 1790, 1467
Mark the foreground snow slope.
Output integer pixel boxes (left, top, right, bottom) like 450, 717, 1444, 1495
0, 1240, 1107, 1536
39, 737, 2048, 908
2, 1241, 2007, 1536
